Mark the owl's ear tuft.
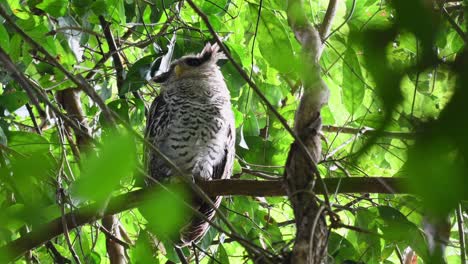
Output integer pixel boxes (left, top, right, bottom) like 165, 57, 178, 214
199, 42, 226, 63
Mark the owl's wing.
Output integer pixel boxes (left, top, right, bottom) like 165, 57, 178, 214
143, 94, 172, 184
212, 124, 235, 180
179, 119, 235, 246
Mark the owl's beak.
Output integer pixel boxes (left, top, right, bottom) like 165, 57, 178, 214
175, 64, 185, 78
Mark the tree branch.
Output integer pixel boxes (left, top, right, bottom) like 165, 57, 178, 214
319, 0, 338, 40
98, 16, 125, 93
0, 177, 410, 263
322, 125, 418, 139
286, 0, 337, 262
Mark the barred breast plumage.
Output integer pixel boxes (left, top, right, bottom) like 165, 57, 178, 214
144, 43, 235, 246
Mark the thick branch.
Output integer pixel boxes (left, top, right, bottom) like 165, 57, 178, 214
286, 0, 337, 263
0, 177, 409, 263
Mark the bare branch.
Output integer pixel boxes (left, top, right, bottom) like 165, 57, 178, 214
99, 16, 125, 92
286, 0, 338, 262
320, 0, 338, 40
456, 204, 466, 263
322, 125, 418, 140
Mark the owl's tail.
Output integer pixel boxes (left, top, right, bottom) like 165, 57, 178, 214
176, 195, 222, 247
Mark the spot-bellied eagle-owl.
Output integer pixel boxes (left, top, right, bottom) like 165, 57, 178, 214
144, 43, 235, 246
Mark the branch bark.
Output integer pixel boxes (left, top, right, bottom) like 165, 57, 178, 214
286, 0, 337, 263
0, 177, 412, 263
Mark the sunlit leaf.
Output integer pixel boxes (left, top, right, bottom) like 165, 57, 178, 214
139, 185, 190, 241
73, 130, 137, 201
342, 47, 365, 115
36, 0, 68, 17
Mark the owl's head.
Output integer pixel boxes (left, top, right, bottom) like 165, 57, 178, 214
152, 42, 226, 83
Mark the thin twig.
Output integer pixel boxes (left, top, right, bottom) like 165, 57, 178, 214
98, 225, 131, 248
25, 103, 42, 135
456, 204, 466, 263
439, 3, 467, 43
322, 125, 418, 139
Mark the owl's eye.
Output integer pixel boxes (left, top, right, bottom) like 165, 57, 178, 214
185, 58, 202, 67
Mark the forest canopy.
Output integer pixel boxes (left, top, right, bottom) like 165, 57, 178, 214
0, 0, 467, 263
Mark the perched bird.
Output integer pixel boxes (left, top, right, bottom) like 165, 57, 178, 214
144, 43, 235, 246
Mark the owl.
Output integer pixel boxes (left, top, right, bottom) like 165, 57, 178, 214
144, 43, 235, 246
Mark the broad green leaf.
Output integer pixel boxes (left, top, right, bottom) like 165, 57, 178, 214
17, 19, 57, 56
255, 8, 297, 74
7, 0, 30, 19
87, 251, 102, 264
353, 208, 381, 263
0, 25, 10, 52
120, 55, 156, 95
139, 185, 190, 241
131, 232, 155, 264
36, 0, 68, 17
0, 90, 29, 112
8, 131, 50, 154
407, 136, 466, 216
73, 130, 137, 201
201, 0, 229, 15
328, 232, 358, 262
377, 206, 429, 261
243, 111, 259, 136
0, 204, 26, 231
342, 47, 365, 115
210, 244, 229, 264
130, 98, 146, 126
107, 99, 130, 123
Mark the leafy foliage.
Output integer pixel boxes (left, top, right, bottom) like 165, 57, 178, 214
0, 0, 467, 263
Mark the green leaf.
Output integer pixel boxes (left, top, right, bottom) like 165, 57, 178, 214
131, 232, 155, 264
7, 0, 31, 19
354, 208, 381, 263
0, 204, 27, 231
73, 130, 137, 201
139, 185, 190, 241
377, 206, 429, 261
255, 8, 297, 74
201, 0, 229, 15
130, 98, 146, 126
36, 0, 68, 17
342, 47, 365, 115
107, 99, 130, 123
8, 131, 50, 154
0, 126, 7, 146
0, 25, 10, 53
87, 251, 102, 264
120, 55, 155, 95
0, 90, 29, 112
328, 232, 358, 262
210, 244, 229, 264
